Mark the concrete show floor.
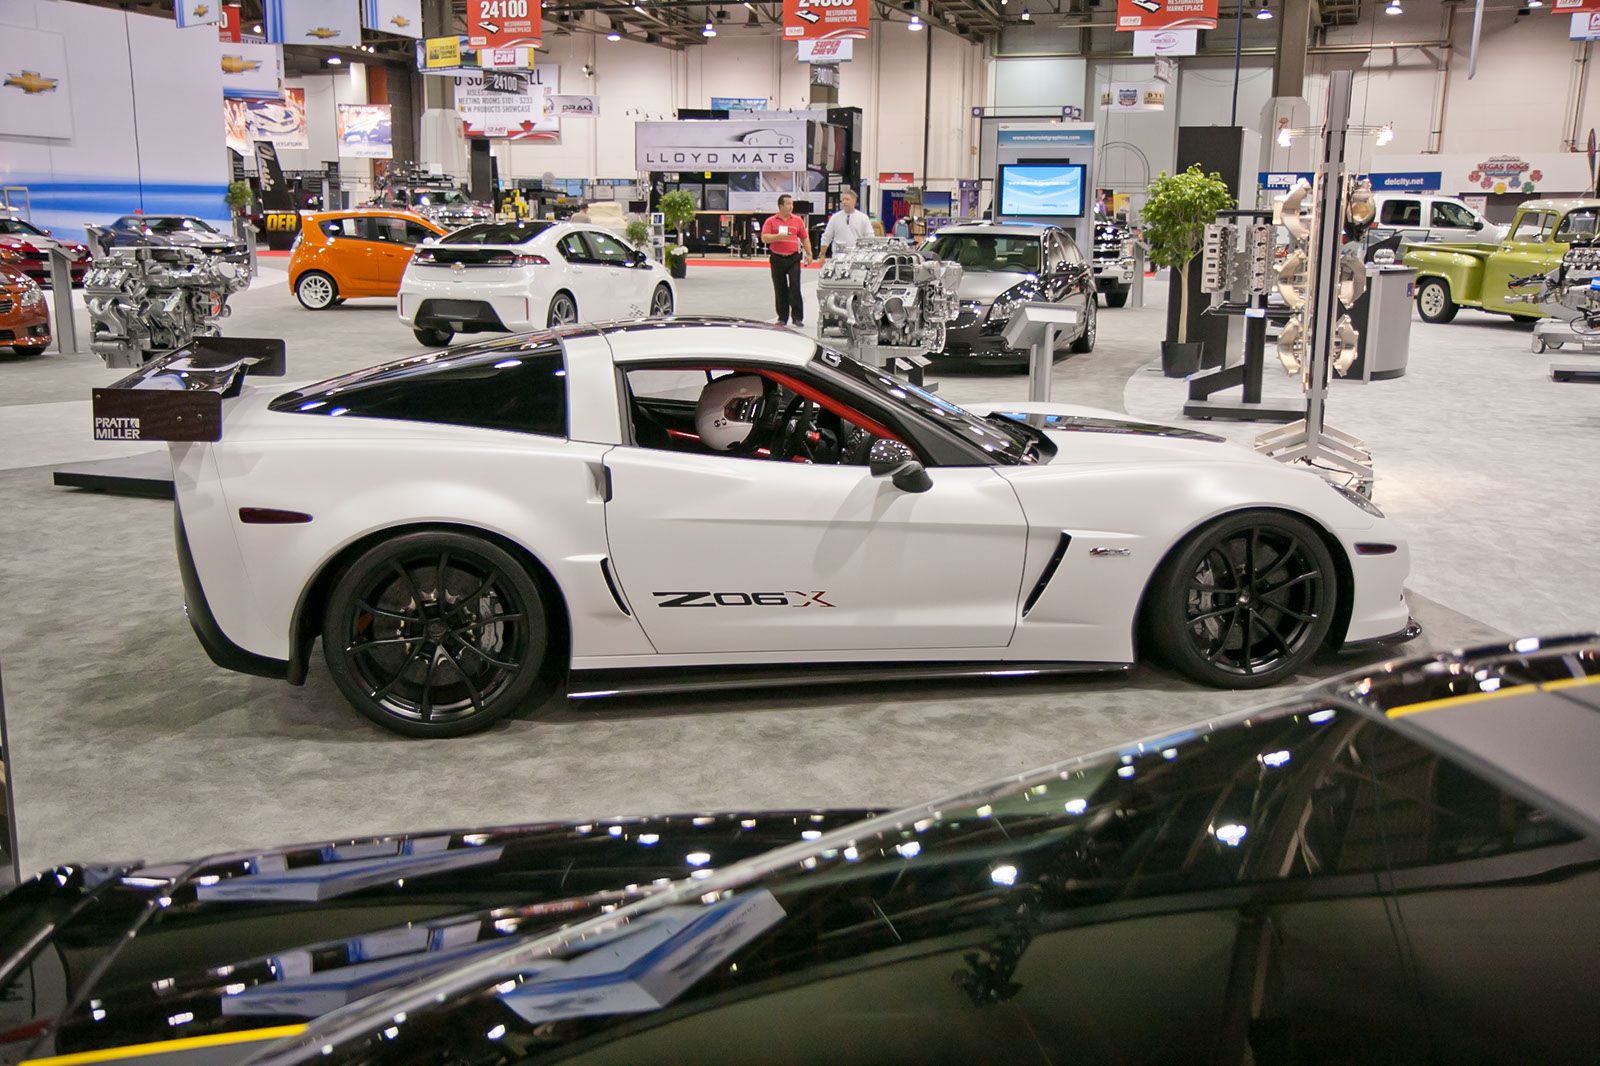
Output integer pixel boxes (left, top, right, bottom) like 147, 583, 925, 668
0, 263, 1584, 872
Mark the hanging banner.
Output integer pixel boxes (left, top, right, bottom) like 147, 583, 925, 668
245, 87, 308, 149
336, 103, 393, 158
1099, 82, 1167, 111
175, 1, 224, 28
550, 94, 599, 117
797, 38, 854, 62
636, 120, 808, 172
468, 0, 542, 50
224, 100, 254, 157
710, 96, 770, 111
220, 41, 284, 99
1132, 28, 1197, 55
422, 36, 462, 69
1554, 0, 1600, 11
218, 4, 242, 40
265, 0, 363, 45
1153, 56, 1178, 83
1571, 12, 1600, 36
363, 0, 422, 37
1115, 0, 1217, 31
783, 0, 869, 42
479, 46, 537, 69
455, 65, 560, 140
0, 26, 72, 138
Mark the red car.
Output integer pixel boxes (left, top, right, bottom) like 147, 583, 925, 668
0, 212, 89, 286
0, 259, 51, 355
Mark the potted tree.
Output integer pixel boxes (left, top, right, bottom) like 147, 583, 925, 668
1142, 164, 1234, 377
624, 217, 651, 253
658, 189, 697, 280
225, 179, 254, 241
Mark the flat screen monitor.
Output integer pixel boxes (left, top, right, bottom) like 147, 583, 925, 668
997, 163, 1086, 218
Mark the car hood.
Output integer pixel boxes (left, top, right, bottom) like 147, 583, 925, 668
956, 270, 1034, 303
144, 230, 239, 249
964, 400, 1241, 467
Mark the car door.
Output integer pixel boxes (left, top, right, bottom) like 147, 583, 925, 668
1482, 210, 1554, 312
363, 216, 419, 295
1428, 199, 1483, 242
602, 364, 1029, 656
554, 231, 605, 318
583, 230, 649, 318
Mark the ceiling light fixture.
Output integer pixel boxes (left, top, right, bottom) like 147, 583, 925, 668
1020, 6, 1030, 18
1528, 0, 1543, 6
703, 19, 717, 35
607, 30, 621, 39
326, 55, 342, 64
1384, 0, 1401, 13
1256, 2, 1272, 18
251, 23, 262, 32
908, 13, 923, 29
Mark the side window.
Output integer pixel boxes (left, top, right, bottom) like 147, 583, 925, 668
1510, 212, 1552, 243
584, 231, 635, 264
1430, 200, 1476, 229
1380, 199, 1420, 227
1554, 209, 1598, 242
367, 218, 409, 244
557, 233, 589, 262
403, 221, 436, 245
322, 216, 365, 239
282, 348, 567, 437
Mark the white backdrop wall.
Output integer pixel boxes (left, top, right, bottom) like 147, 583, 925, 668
281, 67, 375, 202
0, 0, 229, 240
489, 26, 984, 189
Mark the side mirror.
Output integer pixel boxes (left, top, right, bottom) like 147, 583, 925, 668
1473, 219, 1485, 230
868, 439, 932, 494
628, 248, 647, 266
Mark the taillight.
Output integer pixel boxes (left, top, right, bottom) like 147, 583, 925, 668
513, 253, 548, 266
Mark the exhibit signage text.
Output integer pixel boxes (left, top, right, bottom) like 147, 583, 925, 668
469, 0, 542, 49
1115, 0, 1218, 31
783, 0, 869, 41
635, 120, 807, 172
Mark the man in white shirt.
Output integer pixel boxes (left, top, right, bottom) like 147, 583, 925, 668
818, 189, 874, 263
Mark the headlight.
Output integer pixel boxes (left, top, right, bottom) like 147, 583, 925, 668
985, 280, 1037, 324
20, 285, 44, 308
1332, 482, 1384, 518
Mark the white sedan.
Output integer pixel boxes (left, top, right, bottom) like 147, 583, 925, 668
102, 320, 1416, 737
397, 220, 676, 346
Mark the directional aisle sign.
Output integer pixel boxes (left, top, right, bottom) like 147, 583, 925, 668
783, 0, 869, 41
469, 0, 542, 49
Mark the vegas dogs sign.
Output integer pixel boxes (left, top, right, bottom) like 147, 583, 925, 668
783, 0, 869, 41
634, 120, 807, 172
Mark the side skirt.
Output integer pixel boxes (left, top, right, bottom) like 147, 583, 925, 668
566, 660, 1130, 700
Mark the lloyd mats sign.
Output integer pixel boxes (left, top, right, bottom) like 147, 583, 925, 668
634, 120, 807, 172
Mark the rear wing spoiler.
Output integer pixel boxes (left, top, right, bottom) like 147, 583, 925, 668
91, 337, 286, 443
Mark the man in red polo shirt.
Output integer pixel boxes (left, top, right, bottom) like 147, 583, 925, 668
761, 194, 812, 328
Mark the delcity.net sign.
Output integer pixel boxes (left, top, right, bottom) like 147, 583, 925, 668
634, 120, 808, 172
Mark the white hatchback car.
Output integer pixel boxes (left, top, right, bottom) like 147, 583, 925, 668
398, 220, 676, 346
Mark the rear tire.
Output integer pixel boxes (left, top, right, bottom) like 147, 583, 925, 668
1145, 511, 1337, 689
295, 271, 338, 310
548, 291, 577, 327
1104, 289, 1129, 308
413, 326, 453, 347
1415, 277, 1458, 323
321, 531, 552, 738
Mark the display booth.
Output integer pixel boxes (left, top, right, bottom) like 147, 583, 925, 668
991, 123, 1096, 249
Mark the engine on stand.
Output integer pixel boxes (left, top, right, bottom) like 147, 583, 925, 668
816, 237, 962, 378
1509, 240, 1600, 352
82, 245, 252, 368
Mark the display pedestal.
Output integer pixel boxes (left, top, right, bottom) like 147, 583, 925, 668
1002, 303, 1079, 403
52, 451, 174, 498
1551, 362, 1600, 383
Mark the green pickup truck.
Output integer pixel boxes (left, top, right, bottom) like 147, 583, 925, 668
1402, 198, 1600, 323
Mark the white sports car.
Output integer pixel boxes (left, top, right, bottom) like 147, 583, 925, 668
98, 321, 1416, 737
397, 220, 675, 347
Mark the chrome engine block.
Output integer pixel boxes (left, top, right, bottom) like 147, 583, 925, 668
83, 246, 251, 368
817, 238, 962, 367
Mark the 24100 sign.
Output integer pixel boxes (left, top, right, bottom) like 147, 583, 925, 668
469, 0, 541, 49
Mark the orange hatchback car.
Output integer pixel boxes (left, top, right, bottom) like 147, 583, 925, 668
288, 209, 445, 310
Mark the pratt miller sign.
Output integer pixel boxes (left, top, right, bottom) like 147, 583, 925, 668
634, 120, 807, 172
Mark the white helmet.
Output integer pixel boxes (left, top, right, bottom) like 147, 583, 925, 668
695, 372, 767, 452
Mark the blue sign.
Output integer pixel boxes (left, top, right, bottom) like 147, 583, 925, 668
1259, 171, 1314, 190
1369, 171, 1441, 192
711, 97, 769, 112
997, 128, 1094, 147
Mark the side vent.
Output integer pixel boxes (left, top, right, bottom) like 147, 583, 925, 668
599, 558, 631, 616
1021, 533, 1072, 618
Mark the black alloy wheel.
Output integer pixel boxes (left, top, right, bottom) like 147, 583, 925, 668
650, 283, 674, 317
1071, 298, 1097, 353
321, 532, 550, 737
548, 291, 578, 327
1148, 512, 1336, 688
1104, 288, 1129, 308
414, 326, 454, 347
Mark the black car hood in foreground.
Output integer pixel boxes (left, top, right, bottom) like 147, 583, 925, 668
3, 637, 1598, 1065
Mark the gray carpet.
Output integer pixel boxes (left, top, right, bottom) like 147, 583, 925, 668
0, 263, 1517, 871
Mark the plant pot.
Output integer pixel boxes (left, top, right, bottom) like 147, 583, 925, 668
669, 257, 687, 280
1160, 340, 1203, 378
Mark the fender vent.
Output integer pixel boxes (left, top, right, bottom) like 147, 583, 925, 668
599, 558, 631, 616
1022, 533, 1072, 618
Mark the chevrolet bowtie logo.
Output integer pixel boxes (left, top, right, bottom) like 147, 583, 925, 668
451, 261, 465, 273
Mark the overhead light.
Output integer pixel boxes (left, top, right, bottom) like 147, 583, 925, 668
1375, 122, 1394, 146
1528, 0, 1543, 6
1020, 6, 1030, 18
1256, 2, 1273, 18
1277, 122, 1292, 147
1384, 0, 1401, 12
607, 31, 621, 39
581, 62, 594, 76
251, 23, 262, 33
326, 55, 342, 64
908, 13, 923, 29
703, 19, 716, 34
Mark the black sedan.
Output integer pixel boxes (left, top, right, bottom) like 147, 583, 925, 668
0, 636, 1596, 1063
927, 221, 1097, 366
95, 214, 245, 257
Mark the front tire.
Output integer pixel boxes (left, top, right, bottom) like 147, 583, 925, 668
1415, 277, 1458, 323
547, 291, 577, 327
10, 344, 46, 357
321, 531, 552, 737
1070, 299, 1097, 353
1146, 512, 1337, 689
295, 271, 338, 310
1104, 289, 1129, 308
649, 283, 674, 318
413, 326, 453, 347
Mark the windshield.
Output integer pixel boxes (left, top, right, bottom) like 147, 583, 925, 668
143, 217, 218, 235
816, 348, 1044, 464
0, 218, 44, 237
926, 233, 1042, 274
441, 221, 553, 245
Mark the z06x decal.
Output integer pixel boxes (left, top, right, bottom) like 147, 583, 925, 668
653, 591, 835, 608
